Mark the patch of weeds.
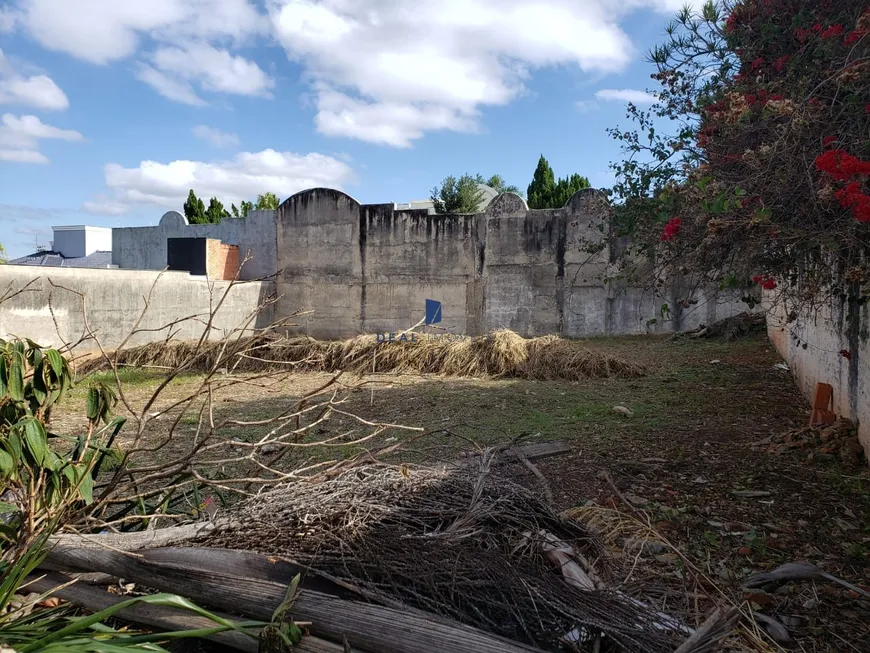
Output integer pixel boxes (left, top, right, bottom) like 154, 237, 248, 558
701, 530, 721, 548
844, 541, 868, 561
82, 366, 169, 386
743, 527, 768, 557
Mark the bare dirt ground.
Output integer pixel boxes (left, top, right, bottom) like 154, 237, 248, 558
53, 332, 870, 651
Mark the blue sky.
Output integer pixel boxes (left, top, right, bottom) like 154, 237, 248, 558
0, 0, 687, 258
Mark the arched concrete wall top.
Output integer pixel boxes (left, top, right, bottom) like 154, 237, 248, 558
280, 187, 362, 210
475, 184, 500, 211
159, 210, 188, 228
564, 188, 609, 212
485, 192, 529, 217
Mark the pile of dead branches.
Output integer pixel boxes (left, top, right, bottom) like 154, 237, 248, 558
79, 329, 647, 381
195, 460, 685, 652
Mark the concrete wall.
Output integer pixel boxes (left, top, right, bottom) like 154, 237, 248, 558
112, 210, 276, 281
768, 297, 869, 455
276, 188, 746, 339
0, 265, 275, 352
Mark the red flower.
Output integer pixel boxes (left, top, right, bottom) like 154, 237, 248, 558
753, 275, 777, 290
751, 57, 765, 70
844, 29, 868, 45
812, 22, 823, 33
660, 217, 682, 242
820, 24, 844, 39
835, 183, 870, 223
725, 13, 738, 32
794, 27, 811, 41
745, 93, 757, 105
840, 350, 852, 361
815, 150, 870, 182
822, 135, 838, 147
773, 55, 790, 72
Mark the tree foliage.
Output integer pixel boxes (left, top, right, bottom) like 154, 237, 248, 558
255, 192, 280, 210
607, 0, 870, 310
527, 156, 591, 209
182, 189, 206, 224
430, 173, 523, 214
0, 338, 119, 551
204, 197, 230, 224
430, 174, 486, 214
482, 174, 522, 196
186, 190, 277, 222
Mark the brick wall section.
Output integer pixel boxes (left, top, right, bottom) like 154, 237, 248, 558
206, 240, 240, 280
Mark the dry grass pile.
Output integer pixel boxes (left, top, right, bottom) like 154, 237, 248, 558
196, 462, 683, 652
81, 329, 647, 380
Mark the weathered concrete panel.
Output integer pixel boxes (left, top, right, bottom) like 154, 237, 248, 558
273, 188, 749, 340
769, 298, 869, 459
0, 266, 274, 352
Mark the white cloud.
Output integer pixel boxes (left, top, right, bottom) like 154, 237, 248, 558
84, 149, 356, 215
5, 0, 687, 139
9, 0, 271, 103
574, 100, 600, 113
0, 113, 84, 164
0, 7, 18, 32
315, 89, 477, 148
13, 0, 267, 64
595, 88, 658, 104
0, 49, 68, 110
267, 0, 684, 147
143, 42, 274, 102
135, 64, 206, 106
193, 125, 240, 148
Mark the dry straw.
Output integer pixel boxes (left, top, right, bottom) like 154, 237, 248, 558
82, 329, 647, 380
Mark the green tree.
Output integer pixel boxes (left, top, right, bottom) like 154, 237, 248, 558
527, 156, 556, 209
204, 197, 230, 224
551, 173, 592, 208
606, 0, 869, 309
183, 189, 206, 224
240, 200, 254, 217
481, 174, 522, 196
430, 174, 486, 214
0, 243, 6, 264
527, 156, 590, 208
255, 192, 280, 210
231, 203, 240, 218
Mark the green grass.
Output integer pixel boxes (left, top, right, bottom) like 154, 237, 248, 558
80, 366, 172, 387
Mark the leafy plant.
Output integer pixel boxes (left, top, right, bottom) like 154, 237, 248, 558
0, 338, 122, 554
604, 0, 870, 313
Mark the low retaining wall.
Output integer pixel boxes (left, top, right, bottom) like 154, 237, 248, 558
0, 266, 276, 352
768, 299, 869, 457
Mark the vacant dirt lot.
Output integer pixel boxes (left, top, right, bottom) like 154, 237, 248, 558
55, 332, 870, 651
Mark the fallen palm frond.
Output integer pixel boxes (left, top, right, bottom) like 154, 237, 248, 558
78, 329, 647, 380
194, 462, 683, 653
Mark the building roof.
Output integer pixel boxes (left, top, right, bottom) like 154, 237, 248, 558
7, 250, 116, 269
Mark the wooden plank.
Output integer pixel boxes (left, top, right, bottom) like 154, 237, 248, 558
512, 440, 571, 460
43, 546, 547, 653
26, 571, 343, 653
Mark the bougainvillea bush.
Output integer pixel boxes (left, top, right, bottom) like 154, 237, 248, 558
607, 0, 869, 313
